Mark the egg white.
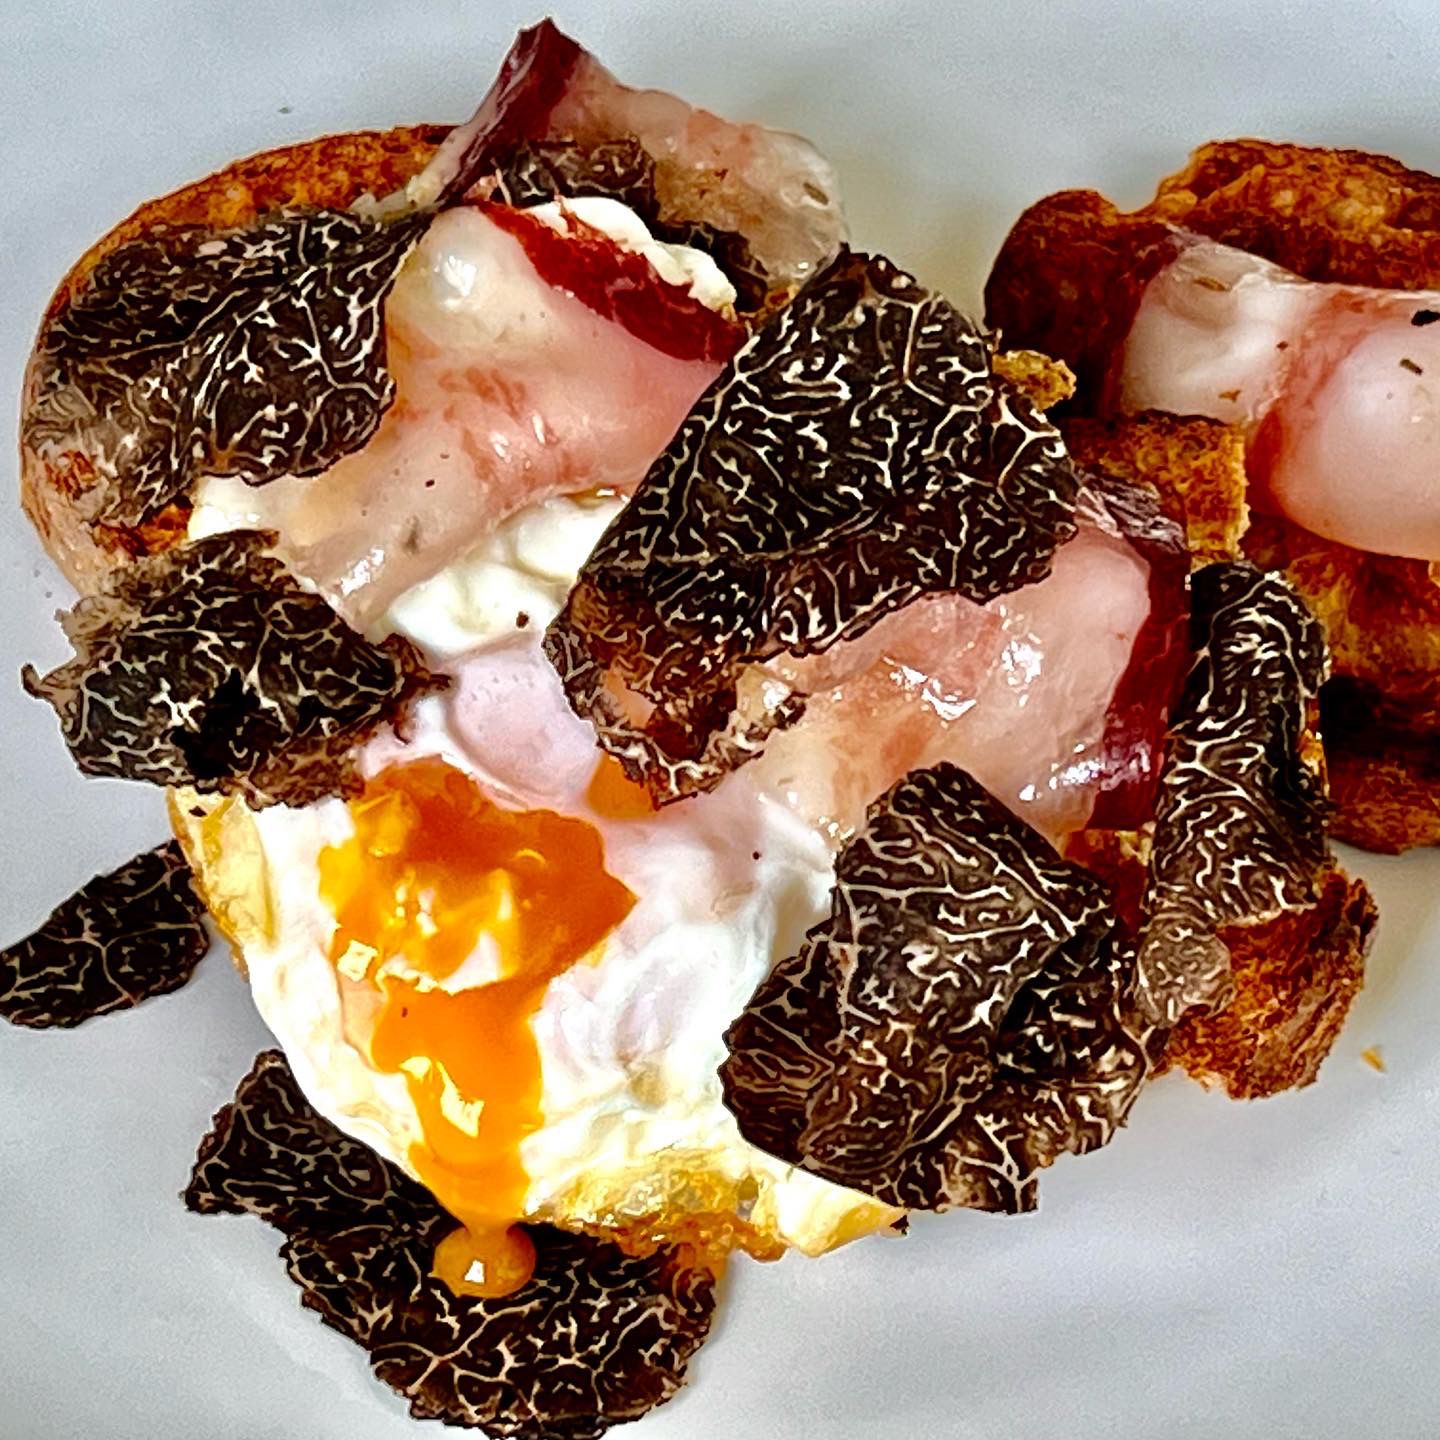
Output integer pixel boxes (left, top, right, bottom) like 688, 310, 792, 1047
177, 202, 899, 1255
226, 608, 896, 1256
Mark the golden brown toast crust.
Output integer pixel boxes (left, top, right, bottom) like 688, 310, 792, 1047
1066, 827, 1376, 1098
20, 125, 448, 591
1322, 679, 1440, 853
986, 141, 1440, 852
1067, 414, 1440, 721
986, 139, 1440, 386
1165, 867, 1376, 1099
1244, 517, 1440, 726
983, 192, 1177, 409
1063, 413, 1249, 568
1149, 139, 1440, 289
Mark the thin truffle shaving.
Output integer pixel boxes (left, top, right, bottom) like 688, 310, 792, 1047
1136, 563, 1330, 1024
488, 136, 662, 211
0, 840, 208, 1029
720, 764, 1161, 1214
546, 251, 1081, 803
24, 210, 429, 528
186, 1051, 716, 1439
22, 532, 437, 806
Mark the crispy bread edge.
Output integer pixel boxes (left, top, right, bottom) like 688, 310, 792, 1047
988, 141, 1440, 851
19, 124, 449, 592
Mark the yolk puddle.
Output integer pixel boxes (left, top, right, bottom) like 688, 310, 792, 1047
318, 756, 634, 1297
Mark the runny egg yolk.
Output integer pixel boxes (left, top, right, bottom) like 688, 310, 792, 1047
585, 753, 658, 820
317, 757, 635, 1297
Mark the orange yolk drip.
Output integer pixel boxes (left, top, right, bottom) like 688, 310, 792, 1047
586, 754, 658, 820
317, 757, 635, 1297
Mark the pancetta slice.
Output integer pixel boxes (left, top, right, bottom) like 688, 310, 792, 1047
548, 249, 1189, 837
408, 19, 845, 292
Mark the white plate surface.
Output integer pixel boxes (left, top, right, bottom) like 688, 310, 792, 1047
3, 3, 1439, 1438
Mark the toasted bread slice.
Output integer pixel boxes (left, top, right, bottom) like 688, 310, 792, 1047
1064, 412, 1249, 568
1148, 139, 1440, 288
1067, 827, 1376, 1097
1165, 868, 1376, 1098
20, 126, 448, 592
986, 141, 1440, 852
986, 140, 1440, 392
1067, 413, 1440, 852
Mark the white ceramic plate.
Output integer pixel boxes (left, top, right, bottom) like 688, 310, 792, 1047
3, 4, 1439, 1437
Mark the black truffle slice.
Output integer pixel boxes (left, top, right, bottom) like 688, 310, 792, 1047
22, 531, 439, 807
489, 137, 663, 211
1, 839, 208, 1028
720, 764, 1163, 1214
24, 209, 430, 527
1135, 562, 1331, 1025
545, 250, 1082, 804
185, 1051, 717, 1439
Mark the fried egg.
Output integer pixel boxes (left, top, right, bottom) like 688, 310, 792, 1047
173, 192, 1164, 1295
174, 198, 902, 1294
175, 506, 901, 1290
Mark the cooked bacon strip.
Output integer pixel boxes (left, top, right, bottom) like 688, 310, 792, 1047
546, 251, 1085, 807
189, 14, 852, 626
1121, 235, 1440, 561
477, 202, 745, 364
548, 248, 1189, 834
1067, 475, 1191, 828
485, 138, 772, 312
748, 478, 1189, 842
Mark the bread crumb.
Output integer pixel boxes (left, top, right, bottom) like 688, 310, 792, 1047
1361, 1046, 1386, 1073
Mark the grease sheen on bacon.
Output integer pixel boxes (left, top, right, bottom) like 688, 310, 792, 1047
746, 476, 1190, 841
185, 8, 849, 627
23, 16, 846, 614
1120, 234, 1440, 562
